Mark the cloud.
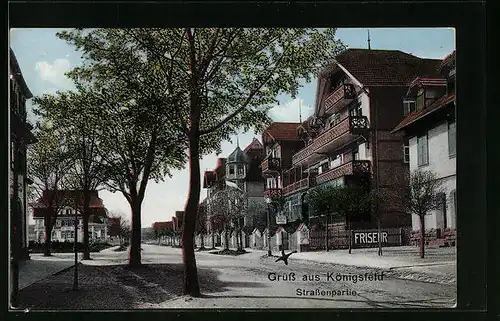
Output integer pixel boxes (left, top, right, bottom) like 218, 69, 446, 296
268, 97, 314, 123
34, 58, 74, 89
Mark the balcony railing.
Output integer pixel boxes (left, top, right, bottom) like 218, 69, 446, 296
324, 84, 356, 115
261, 157, 281, 174
263, 188, 282, 198
316, 160, 371, 185
292, 116, 369, 165
282, 175, 316, 196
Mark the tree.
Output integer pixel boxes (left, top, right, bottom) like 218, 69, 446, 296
57, 27, 346, 296
32, 90, 109, 260
56, 31, 188, 267
307, 186, 343, 251
335, 185, 373, 254
27, 121, 73, 256
195, 201, 208, 249
405, 169, 445, 258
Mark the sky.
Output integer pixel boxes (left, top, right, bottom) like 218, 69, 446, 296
9, 28, 455, 227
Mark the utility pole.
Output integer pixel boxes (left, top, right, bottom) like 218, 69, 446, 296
265, 197, 272, 256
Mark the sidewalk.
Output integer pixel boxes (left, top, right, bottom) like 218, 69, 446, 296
290, 246, 456, 285
19, 253, 80, 290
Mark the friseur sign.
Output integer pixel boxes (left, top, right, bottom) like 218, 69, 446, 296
351, 228, 402, 248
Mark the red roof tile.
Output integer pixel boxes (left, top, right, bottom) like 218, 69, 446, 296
320, 49, 442, 87
243, 137, 263, 152
409, 77, 447, 89
440, 50, 456, 70
262, 122, 302, 142
392, 93, 455, 133
152, 221, 173, 230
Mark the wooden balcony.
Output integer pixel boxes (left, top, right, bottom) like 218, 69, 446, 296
315, 160, 371, 185
261, 157, 281, 175
282, 176, 316, 196
324, 84, 356, 115
292, 116, 369, 166
263, 188, 282, 198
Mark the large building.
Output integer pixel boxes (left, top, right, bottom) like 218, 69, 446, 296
10, 48, 37, 260
261, 122, 305, 222
32, 190, 109, 243
392, 50, 456, 246
264, 49, 444, 234
203, 138, 266, 243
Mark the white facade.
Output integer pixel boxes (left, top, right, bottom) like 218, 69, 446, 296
408, 121, 457, 231
33, 206, 109, 243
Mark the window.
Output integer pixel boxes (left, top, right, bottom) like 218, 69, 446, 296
353, 150, 360, 161
330, 113, 341, 127
448, 121, 456, 157
331, 154, 343, 168
66, 209, 72, 215
403, 99, 416, 116
416, 89, 425, 111
417, 134, 429, 166
237, 164, 245, 175
403, 144, 410, 163
229, 165, 234, 175
320, 162, 330, 173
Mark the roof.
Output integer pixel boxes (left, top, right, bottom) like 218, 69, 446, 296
439, 50, 456, 71
262, 122, 302, 142
9, 48, 33, 98
243, 137, 263, 153
33, 190, 104, 208
392, 93, 456, 133
152, 221, 173, 230
408, 77, 447, 90
314, 48, 442, 115
227, 146, 250, 164
320, 49, 442, 87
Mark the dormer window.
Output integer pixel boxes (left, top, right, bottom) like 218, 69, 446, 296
403, 99, 416, 116
229, 166, 235, 175
237, 164, 245, 176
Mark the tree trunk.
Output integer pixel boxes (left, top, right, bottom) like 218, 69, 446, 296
129, 197, 142, 266
224, 227, 229, 250
43, 223, 53, 257
419, 215, 425, 258
181, 130, 202, 297
200, 233, 205, 249
211, 232, 215, 249
82, 191, 91, 260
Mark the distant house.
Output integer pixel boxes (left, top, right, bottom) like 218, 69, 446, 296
32, 190, 109, 243
152, 221, 174, 232
173, 211, 184, 231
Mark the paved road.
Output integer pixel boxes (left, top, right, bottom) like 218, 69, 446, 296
18, 244, 456, 310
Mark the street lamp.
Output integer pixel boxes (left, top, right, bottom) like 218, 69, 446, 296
265, 196, 272, 257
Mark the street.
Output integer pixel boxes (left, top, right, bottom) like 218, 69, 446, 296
18, 244, 456, 310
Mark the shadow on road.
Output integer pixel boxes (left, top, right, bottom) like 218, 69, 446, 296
18, 262, 267, 310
